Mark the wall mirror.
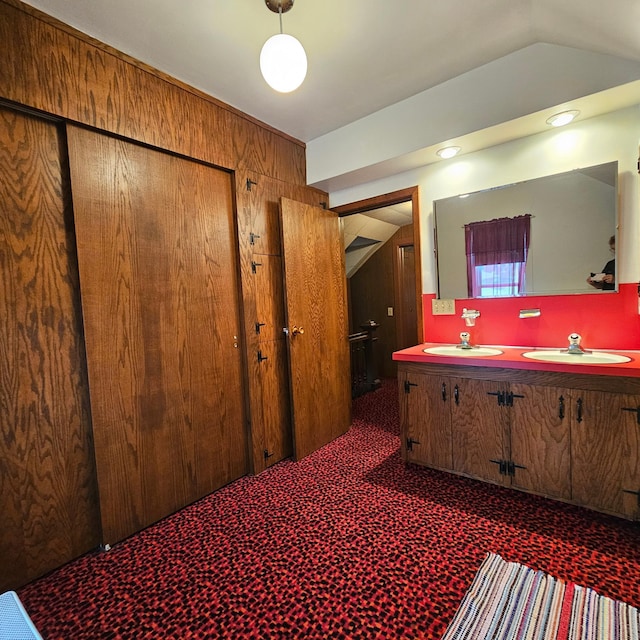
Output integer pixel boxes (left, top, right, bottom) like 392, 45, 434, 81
434, 161, 618, 299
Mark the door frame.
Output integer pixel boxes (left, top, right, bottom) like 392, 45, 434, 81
332, 186, 423, 345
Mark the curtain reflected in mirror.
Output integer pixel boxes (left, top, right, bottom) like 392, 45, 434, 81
465, 215, 531, 297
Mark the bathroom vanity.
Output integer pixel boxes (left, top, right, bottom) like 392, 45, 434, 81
394, 345, 640, 521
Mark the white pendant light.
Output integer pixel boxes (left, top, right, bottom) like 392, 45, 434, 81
260, 0, 307, 93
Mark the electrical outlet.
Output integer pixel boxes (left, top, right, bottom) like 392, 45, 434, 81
431, 298, 456, 315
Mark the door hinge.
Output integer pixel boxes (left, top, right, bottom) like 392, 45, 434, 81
264, 449, 275, 460
255, 321, 266, 334
249, 232, 261, 245
257, 350, 268, 363
251, 260, 262, 273
491, 459, 526, 476
404, 380, 418, 394
507, 461, 526, 476
406, 436, 420, 451
623, 488, 640, 508
490, 459, 508, 475
506, 392, 525, 407
246, 178, 258, 191
622, 407, 640, 424
487, 390, 524, 407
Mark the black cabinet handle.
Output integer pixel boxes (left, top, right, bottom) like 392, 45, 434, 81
576, 398, 583, 423
558, 395, 565, 420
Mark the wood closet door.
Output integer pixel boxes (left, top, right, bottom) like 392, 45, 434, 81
67, 126, 248, 545
280, 198, 351, 460
0, 107, 99, 590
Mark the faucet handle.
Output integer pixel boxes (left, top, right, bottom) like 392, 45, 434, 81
568, 332, 582, 346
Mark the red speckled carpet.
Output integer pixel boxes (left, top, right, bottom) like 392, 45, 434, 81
17, 380, 640, 639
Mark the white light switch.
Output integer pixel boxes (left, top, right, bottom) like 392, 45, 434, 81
387, 307, 394, 317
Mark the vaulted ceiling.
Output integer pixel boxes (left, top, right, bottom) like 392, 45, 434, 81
20, 0, 640, 144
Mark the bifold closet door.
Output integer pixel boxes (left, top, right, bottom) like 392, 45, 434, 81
0, 107, 99, 591
67, 125, 248, 545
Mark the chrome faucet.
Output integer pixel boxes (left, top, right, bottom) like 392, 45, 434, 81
458, 331, 473, 349
566, 333, 587, 354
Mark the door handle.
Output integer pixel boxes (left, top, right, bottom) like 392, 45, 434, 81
291, 325, 305, 336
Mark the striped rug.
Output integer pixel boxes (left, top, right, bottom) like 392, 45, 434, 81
443, 553, 640, 640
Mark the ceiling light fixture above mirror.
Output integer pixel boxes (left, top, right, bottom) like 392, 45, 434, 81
546, 110, 580, 127
436, 146, 461, 159
260, 0, 307, 93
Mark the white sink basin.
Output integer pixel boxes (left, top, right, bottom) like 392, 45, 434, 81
423, 346, 503, 357
521, 350, 631, 365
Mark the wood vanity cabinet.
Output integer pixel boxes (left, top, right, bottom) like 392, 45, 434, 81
398, 361, 640, 520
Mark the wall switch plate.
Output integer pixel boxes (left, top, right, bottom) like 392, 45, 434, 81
432, 299, 456, 315
387, 307, 394, 317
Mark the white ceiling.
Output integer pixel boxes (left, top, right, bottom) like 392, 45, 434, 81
20, 0, 640, 146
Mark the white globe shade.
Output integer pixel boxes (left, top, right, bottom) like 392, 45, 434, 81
260, 33, 307, 93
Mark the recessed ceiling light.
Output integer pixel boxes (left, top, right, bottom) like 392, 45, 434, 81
546, 110, 580, 127
437, 146, 461, 159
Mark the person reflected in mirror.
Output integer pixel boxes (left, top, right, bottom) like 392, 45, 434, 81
587, 235, 615, 290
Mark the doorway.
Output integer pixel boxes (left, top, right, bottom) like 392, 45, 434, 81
334, 187, 422, 379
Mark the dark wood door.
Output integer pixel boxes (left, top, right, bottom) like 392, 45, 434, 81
0, 107, 99, 590
280, 198, 351, 460
67, 125, 248, 545
396, 243, 418, 350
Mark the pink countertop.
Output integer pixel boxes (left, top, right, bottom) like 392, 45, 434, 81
393, 343, 640, 378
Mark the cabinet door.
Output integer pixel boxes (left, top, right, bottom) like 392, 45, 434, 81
399, 372, 452, 469
452, 378, 509, 485
572, 391, 640, 520
252, 339, 293, 467
509, 384, 571, 500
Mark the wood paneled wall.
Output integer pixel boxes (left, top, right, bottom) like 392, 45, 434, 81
0, 0, 306, 185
